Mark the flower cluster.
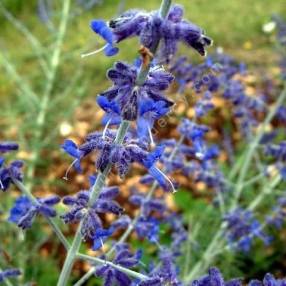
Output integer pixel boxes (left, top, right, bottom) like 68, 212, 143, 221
171, 52, 266, 137
266, 197, 286, 229
9, 195, 60, 229
61, 183, 123, 240
191, 267, 286, 286
223, 208, 271, 252
91, 5, 212, 61
62, 130, 175, 192
158, 118, 225, 192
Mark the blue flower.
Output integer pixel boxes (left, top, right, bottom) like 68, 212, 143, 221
141, 250, 181, 285
0, 141, 23, 191
90, 20, 119, 56
195, 91, 214, 118
91, 5, 212, 62
9, 195, 60, 229
92, 226, 115, 250
275, 105, 286, 123
266, 197, 286, 229
166, 214, 188, 256
192, 267, 241, 286
138, 277, 162, 286
95, 244, 141, 286
135, 216, 160, 243
249, 273, 286, 286
0, 268, 21, 283
137, 98, 170, 142
178, 119, 209, 142
265, 141, 286, 161
0, 142, 19, 153
61, 139, 83, 174
129, 191, 165, 218
64, 129, 174, 191
0, 160, 24, 192
97, 95, 121, 125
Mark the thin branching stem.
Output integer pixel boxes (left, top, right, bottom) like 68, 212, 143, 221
74, 134, 184, 286
76, 253, 148, 280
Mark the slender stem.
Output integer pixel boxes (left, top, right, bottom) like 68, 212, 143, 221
248, 175, 281, 211
73, 268, 94, 286
184, 223, 226, 282
11, 178, 70, 250
1, 54, 39, 106
76, 254, 148, 280
242, 171, 265, 187
231, 85, 286, 209
228, 152, 245, 181
26, 0, 71, 192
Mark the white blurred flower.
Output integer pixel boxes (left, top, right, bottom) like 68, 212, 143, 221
59, 121, 73, 136
262, 21, 276, 33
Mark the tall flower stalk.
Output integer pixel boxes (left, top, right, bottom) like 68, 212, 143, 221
56, 1, 174, 285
